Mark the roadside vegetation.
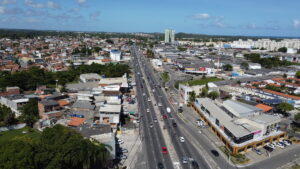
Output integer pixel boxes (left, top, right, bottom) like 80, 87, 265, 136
160, 72, 170, 82
219, 146, 250, 165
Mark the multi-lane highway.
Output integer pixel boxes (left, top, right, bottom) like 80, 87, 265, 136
132, 46, 174, 169
132, 45, 213, 169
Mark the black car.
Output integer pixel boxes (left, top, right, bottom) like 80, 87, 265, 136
191, 161, 199, 169
172, 122, 177, 127
263, 145, 273, 152
211, 150, 219, 157
157, 162, 164, 169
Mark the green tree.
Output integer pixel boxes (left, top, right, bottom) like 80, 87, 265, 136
296, 71, 300, 78
208, 91, 219, 100
277, 103, 294, 113
189, 91, 196, 103
295, 113, 300, 123
105, 39, 114, 44
278, 47, 287, 53
222, 64, 233, 71
19, 99, 39, 128
200, 87, 209, 98
240, 62, 249, 70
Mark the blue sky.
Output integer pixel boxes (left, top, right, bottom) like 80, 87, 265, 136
0, 0, 299, 37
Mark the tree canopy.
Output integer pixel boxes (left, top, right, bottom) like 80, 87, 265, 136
0, 63, 131, 91
0, 104, 17, 127
0, 125, 110, 169
278, 47, 287, 53
277, 103, 294, 112
19, 99, 39, 128
244, 53, 297, 68
208, 91, 219, 100
222, 64, 233, 71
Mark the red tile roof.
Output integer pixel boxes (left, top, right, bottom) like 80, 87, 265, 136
68, 117, 86, 127
262, 89, 300, 100
256, 104, 273, 112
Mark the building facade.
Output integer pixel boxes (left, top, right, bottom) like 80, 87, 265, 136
164, 29, 175, 44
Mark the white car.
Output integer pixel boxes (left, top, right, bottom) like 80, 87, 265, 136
282, 140, 291, 146
179, 136, 185, 143
267, 143, 276, 149
117, 139, 124, 144
147, 109, 150, 113
158, 103, 162, 107
143, 93, 146, 96
148, 98, 151, 102
275, 142, 285, 149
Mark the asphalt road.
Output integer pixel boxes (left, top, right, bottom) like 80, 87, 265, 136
134, 45, 212, 169
132, 46, 174, 169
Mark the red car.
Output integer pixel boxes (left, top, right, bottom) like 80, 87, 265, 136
162, 115, 168, 119
162, 147, 168, 154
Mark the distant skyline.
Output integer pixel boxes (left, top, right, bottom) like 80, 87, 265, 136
0, 0, 300, 37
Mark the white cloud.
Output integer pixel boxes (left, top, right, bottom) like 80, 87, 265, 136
89, 11, 100, 20
24, 0, 44, 8
0, 6, 5, 13
76, 0, 86, 4
193, 13, 210, 19
212, 16, 225, 28
293, 19, 300, 28
47, 1, 59, 9
0, 0, 16, 5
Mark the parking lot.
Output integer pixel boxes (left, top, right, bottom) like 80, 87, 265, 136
116, 129, 143, 168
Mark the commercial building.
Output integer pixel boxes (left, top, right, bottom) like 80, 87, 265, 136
192, 98, 286, 154
164, 29, 175, 44
0, 94, 30, 116
98, 104, 122, 128
110, 49, 122, 61
79, 73, 102, 83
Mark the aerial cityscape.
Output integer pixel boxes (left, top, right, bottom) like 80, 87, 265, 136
0, 0, 300, 169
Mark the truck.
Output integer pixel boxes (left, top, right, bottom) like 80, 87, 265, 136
166, 107, 171, 113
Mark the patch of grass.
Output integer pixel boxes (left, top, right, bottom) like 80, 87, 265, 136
160, 72, 170, 82
291, 164, 300, 169
0, 127, 41, 145
219, 146, 250, 165
184, 77, 222, 86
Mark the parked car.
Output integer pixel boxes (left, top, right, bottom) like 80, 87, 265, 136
120, 148, 128, 153
253, 148, 262, 155
118, 154, 127, 159
154, 118, 158, 123
179, 136, 185, 143
117, 139, 124, 144
263, 145, 273, 152
162, 147, 168, 154
267, 143, 276, 149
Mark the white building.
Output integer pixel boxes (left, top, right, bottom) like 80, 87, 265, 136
164, 29, 175, 44
79, 73, 102, 83
0, 95, 29, 116
248, 63, 262, 70
110, 50, 122, 61
99, 104, 122, 128
231, 39, 300, 51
